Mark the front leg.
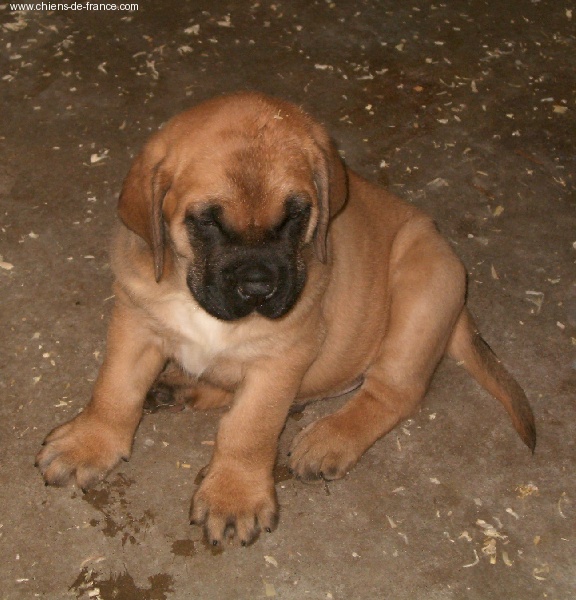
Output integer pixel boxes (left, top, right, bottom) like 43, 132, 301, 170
190, 364, 301, 546
36, 297, 164, 489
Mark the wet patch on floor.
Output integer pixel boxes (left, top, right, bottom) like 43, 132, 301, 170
70, 567, 174, 600
82, 472, 155, 546
273, 463, 294, 484
200, 538, 225, 556
170, 538, 196, 558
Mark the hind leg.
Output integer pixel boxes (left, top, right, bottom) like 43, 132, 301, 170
290, 222, 466, 480
145, 362, 232, 412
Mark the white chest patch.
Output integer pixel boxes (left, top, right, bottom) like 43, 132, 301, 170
157, 293, 230, 376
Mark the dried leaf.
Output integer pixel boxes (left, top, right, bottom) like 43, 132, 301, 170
462, 549, 480, 568
90, 151, 109, 164
558, 492, 570, 518
264, 581, 276, 597
516, 483, 539, 498
3, 18, 28, 32
533, 564, 550, 581
427, 177, 449, 189
217, 16, 232, 27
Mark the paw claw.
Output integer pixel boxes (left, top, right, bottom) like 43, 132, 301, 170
190, 465, 277, 548
36, 413, 132, 489
289, 416, 363, 481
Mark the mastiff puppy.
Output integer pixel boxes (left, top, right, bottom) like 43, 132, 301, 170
37, 92, 535, 546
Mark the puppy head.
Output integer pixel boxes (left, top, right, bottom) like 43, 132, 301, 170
118, 92, 347, 321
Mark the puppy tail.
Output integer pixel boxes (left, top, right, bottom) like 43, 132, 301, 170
447, 308, 536, 452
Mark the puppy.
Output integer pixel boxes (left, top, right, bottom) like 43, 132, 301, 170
37, 92, 535, 546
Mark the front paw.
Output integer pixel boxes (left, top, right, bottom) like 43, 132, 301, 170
36, 412, 132, 489
289, 415, 364, 481
190, 464, 278, 546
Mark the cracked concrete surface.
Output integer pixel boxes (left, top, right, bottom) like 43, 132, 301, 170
1, 1, 575, 599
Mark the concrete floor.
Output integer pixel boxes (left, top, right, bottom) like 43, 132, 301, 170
1, 1, 575, 599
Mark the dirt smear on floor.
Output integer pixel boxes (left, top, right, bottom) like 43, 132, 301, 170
70, 567, 174, 600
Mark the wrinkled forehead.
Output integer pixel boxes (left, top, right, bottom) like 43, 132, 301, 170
166, 115, 317, 229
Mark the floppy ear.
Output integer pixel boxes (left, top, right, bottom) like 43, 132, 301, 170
117, 145, 171, 282
311, 127, 348, 263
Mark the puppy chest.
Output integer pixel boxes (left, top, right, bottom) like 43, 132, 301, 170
175, 343, 217, 377
161, 299, 230, 375
156, 295, 275, 382
174, 335, 244, 389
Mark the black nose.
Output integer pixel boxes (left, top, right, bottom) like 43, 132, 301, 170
234, 264, 277, 302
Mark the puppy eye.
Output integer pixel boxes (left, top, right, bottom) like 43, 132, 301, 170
187, 206, 223, 231
277, 197, 311, 231
195, 215, 218, 228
